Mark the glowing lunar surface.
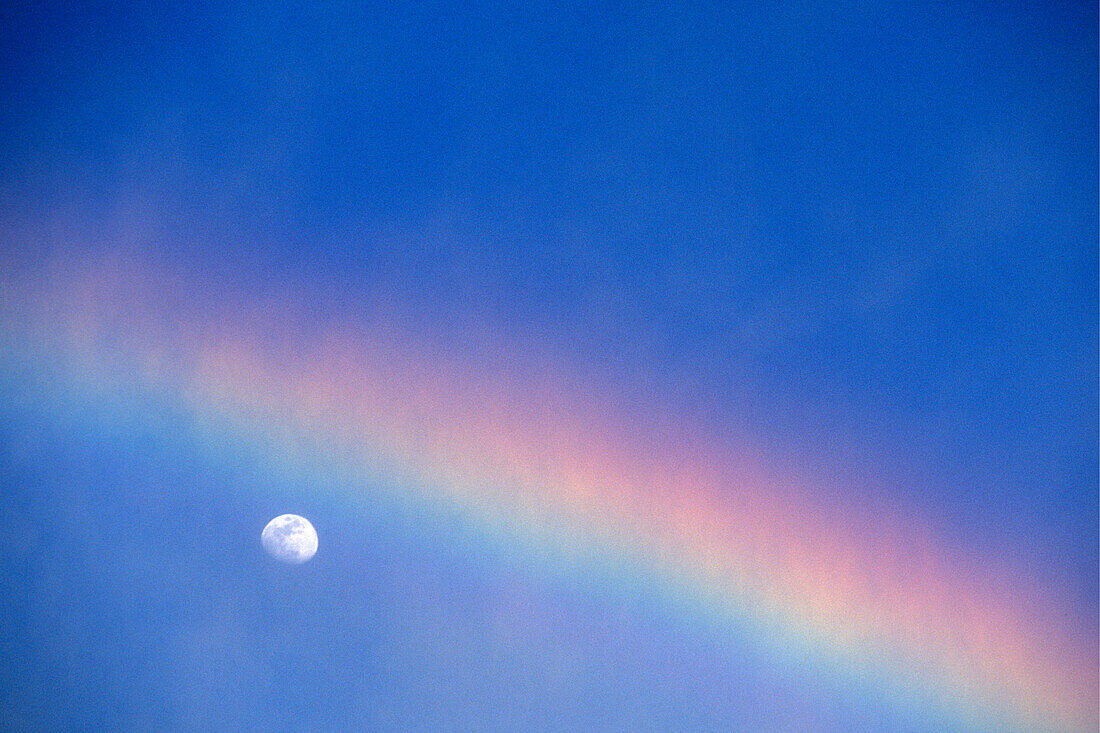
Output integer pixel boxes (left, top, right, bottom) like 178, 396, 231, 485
261, 514, 318, 564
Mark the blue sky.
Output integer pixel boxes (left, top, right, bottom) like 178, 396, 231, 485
1, 2, 1096, 730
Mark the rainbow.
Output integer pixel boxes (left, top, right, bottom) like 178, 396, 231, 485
1, 255, 1095, 732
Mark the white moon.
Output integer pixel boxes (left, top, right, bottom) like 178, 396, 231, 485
261, 514, 318, 564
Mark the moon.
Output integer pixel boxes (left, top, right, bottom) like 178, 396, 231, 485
261, 514, 318, 564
